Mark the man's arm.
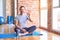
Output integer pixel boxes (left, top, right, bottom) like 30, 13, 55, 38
14, 20, 20, 27
27, 12, 33, 22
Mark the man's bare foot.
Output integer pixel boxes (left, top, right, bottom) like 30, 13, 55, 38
18, 32, 28, 36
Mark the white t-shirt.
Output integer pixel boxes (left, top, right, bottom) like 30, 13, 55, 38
15, 13, 28, 28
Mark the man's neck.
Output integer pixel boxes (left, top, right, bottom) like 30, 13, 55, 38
20, 13, 23, 15
20, 12, 24, 15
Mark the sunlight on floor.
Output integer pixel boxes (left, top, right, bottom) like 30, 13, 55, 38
39, 29, 60, 40
0, 24, 60, 40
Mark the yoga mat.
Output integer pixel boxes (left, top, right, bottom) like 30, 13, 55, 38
0, 31, 43, 38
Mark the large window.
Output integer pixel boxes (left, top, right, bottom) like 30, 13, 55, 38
52, 0, 60, 32
40, 0, 60, 32
40, 9, 48, 28
40, 0, 48, 28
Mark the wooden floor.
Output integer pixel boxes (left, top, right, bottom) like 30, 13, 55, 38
0, 24, 60, 40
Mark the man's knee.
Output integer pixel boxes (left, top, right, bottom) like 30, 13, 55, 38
14, 27, 20, 32
28, 25, 36, 33
31, 25, 36, 30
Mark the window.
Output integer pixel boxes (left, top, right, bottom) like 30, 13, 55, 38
40, 0, 47, 8
40, 9, 48, 28
40, 0, 60, 34
40, 0, 48, 28
52, 0, 60, 32
52, 8, 60, 31
52, 0, 59, 7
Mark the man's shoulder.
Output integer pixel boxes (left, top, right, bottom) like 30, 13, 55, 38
16, 14, 20, 17
15, 14, 20, 19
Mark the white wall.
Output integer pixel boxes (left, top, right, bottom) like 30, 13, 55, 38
0, 0, 3, 16
14, 0, 17, 17
0, 0, 6, 17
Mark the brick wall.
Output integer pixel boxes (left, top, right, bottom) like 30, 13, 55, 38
6, 0, 11, 17
6, 0, 40, 27
6, 0, 11, 21
6, 0, 14, 22
18, 0, 40, 27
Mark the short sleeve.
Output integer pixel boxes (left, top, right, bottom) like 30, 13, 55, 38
14, 16, 18, 21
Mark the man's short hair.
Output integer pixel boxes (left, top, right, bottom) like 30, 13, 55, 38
19, 6, 25, 10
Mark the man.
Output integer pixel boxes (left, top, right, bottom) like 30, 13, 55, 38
14, 6, 36, 36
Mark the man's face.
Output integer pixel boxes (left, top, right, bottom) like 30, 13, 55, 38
20, 7, 25, 13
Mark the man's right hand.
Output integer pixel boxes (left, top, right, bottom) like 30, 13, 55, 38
22, 29, 27, 33
18, 26, 27, 33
